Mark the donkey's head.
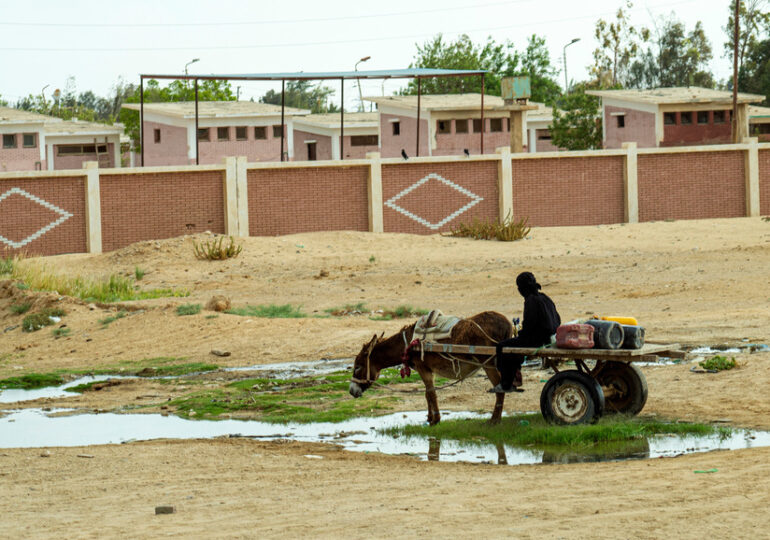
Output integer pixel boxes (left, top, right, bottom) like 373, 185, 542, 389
349, 333, 383, 398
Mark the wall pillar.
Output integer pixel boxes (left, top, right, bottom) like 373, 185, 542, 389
223, 157, 239, 235
366, 152, 384, 233
496, 147, 513, 221
622, 142, 639, 223
236, 156, 249, 236
83, 161, 102, 254
744, 137, 760, 217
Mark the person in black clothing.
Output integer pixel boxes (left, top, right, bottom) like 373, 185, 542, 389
490, 272, 561, 393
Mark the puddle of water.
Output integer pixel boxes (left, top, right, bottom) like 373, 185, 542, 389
0, 408, 767, 466
0, 375, 132, 404
222, 358, 352, 378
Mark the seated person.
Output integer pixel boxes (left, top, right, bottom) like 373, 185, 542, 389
491, 271, 560, 393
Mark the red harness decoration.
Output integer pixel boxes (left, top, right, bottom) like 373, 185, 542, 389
400, 339, 420, 378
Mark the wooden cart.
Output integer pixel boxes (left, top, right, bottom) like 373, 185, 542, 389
419, 341, 686, 425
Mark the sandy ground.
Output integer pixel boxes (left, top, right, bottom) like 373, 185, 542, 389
1, 216, 770, 539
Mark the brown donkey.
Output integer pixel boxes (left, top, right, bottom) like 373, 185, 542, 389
349, 311, 513, 425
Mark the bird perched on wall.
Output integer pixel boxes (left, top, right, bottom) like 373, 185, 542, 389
463, 149, 470, 157
401, 149, 408, 160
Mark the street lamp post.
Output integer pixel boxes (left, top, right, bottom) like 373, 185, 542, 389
562, 38, 580, 93
184, 58, 200, 93
354, 56, 371, 112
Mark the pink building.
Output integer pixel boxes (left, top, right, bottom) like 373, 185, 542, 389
292, 113, 379, 161
123, 101, 310, 165
587, 87, 765, 149
0, 106, 122, 171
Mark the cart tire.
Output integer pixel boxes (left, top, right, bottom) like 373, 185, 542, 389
596, 361, 648, 415
540, 370, 605, 425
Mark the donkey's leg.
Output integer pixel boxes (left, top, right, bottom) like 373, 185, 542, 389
483, 365, 505, 424
417, 369, 440, 425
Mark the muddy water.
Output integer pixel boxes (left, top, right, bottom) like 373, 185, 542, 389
1, 408, 768, 466
0, 375, 133, 404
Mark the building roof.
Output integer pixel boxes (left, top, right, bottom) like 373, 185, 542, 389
749, 105, 770, 119
586, 87, 765, 106
122, 101, 310, 118
44, 120, 123, 136
293, 112, 378, 128
527, 102, 554, 121
141, 68, 486, 82
0, 106, 49, 124
364, 93, 512, 111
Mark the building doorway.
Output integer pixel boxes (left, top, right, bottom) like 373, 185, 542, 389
307, 142, 317, 161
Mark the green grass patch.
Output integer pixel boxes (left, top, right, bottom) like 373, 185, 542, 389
52, 327, 71, 338
176, 303, 202, 316
386, 414, 727, 449
99, 311, 127, 327
134, 267, 145, 280
370, 305, 429, 321
226, 304, 306, 318
170, 368, 421, 423
9, 302, 31, 314
700, 355, 737, 371
0, 373, 64, 390
22, 308, 66, 332
205, 314, 219, 319
135, 362, 218, 377
0, 256, 13, 275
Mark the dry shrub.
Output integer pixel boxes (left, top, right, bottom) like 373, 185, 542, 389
445, 213, 530, 242
193, 236, 243, 261
206, 295, 231, 312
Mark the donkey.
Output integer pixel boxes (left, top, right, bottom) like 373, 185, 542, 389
349, 311, 513, 425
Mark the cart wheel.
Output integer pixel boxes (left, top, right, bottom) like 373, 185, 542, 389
540, 370, 605, 425
596, 361, 648, 415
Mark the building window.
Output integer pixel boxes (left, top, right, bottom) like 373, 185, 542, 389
2, 134, 16, 148
217, 127, 230, 141
680, 111, 692, 125
537, 129, 552, 141
56, 144, 107, 156
154, 129, 161, 143
713, 110, 726, 124
664, 112, 676, 125
22, 133, 36, 148
455, 119, 469, 133
392, 122, 400, 136
697, 111, 709, 124
437, 120, 451, 134
351, 135, 378, 146
752, 123, 770, 135
473, 119, 483, 133
235, 126, 248, 140
616, 115, 625, 128
254, 126, 267, 140
272, 125, 284, 138
197, 128, 210, 141
490, 118, 503, 132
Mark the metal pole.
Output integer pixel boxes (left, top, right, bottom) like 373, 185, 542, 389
280, 79, 285, 162
194, 79, 199, 165
140, 76, 144, 167
480, 74, 485, 155
340, 78, 344, 161
416, 77, 421, 157
732, 0, 741, 143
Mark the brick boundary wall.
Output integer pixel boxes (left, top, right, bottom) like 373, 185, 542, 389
760, 149, 770, 216
511, 156, 625, 226
247, 165, 369, 236
0, 175, 87, 256
381, 161, 499, 234
99, 170, 226, 252
637, 151, 745, 222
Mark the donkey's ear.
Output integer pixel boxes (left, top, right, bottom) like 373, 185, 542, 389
371, 333, 378, 343
379, 331, 385, 339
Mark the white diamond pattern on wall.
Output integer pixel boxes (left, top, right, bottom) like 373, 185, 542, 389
385, 173, 483, 230
0, 187, 73, 249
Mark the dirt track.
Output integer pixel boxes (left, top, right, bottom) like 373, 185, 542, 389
1, 217, 769, 539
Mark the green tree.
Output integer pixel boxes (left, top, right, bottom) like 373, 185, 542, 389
627, 19, 715, 88
401, 34, 520, 96
0, 95, 8, 107
591, 1, 650, 86
549, 83, 603, 150
521, 34, 562, 104
119, 78, 236, 149
259, 81, 338, 113
740, 37, 770, 103
723, 0, 770, 76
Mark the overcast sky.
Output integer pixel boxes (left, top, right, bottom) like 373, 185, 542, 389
0, 0, 735, 111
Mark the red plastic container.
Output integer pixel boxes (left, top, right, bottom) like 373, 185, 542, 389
556, 324, 595, 349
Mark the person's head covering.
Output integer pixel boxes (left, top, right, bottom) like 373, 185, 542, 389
516, 271, 541, 297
